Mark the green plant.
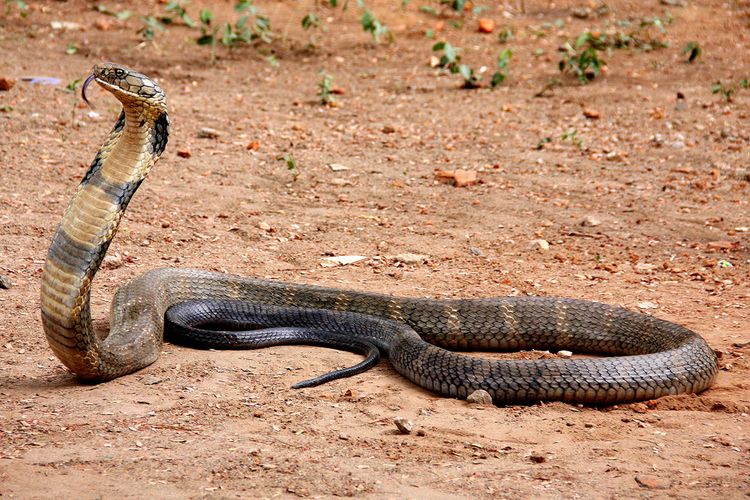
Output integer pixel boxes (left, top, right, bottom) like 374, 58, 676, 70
558, 32, 606, 84
432, 41, 479, 88
278, 153, 300, 181
318, 71, 335, 105
361, 9, 391, 43
301, 12, 320, 29
712, 81, 735, 102
497, 27, 513, 44
96, 5, 132, 20
138, 15, 166, 40
561, 128, 583, 148
165, 0, 196, 27
490, 49, 512, 87
535, 136, 552, 150
65, 43, 78, 55
5, 0, 28, 16
683, 41, 701, 63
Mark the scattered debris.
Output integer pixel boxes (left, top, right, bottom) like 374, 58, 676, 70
580, 215, 601, 227
321, 255, 367, 267
529, 454, 546, 463
393, 416, 413, 434
197, 127, 222, 139
246, 140, 260, 151
176, 148, 192, 158
582, 108, 600, 119
635, 475, 672, 490
327, 163, 349, 172
637, 301, 658, 310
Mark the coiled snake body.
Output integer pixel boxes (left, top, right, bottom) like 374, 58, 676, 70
40, 63, 718, 405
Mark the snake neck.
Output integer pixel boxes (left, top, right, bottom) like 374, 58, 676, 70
41, 104, 169, 379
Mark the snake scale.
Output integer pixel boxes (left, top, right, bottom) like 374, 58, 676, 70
40, 62, 718, 405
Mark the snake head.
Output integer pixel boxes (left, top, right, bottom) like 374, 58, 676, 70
82, 62, 167, 112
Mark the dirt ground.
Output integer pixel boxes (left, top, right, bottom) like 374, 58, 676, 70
1, 0, 749, 498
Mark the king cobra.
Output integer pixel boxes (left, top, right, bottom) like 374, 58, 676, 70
40, 62, 718, 405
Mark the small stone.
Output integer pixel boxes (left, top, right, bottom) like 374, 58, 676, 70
94, 17, 113, 31
141, 375, 163, 385
393, 253, 428, 265
571, 7, 591, 18
393, 416, 413, 434
416, 429, 426, 437
101, 254, 123, 270
338, 433, 350, 440
466, 389, 493, 405
581, 215, 601, 227
453, 169, 478, 187
258, 221, 272, 231
635, 475, 672, 490
381, 125, 395, 134
528, 239, 550, 251
584, 422, 595, 428
197, 127, 221, 139
321, 255, 366, 266
557, 350, 573, 358
246, 140, 260, 151
469, 247, 484, 257
176, 148, 192, 158
638, 301, 658, 310
583, 108, 600, 119
478, 18, 495, 33
529, 454, 546, 463
327, 163, 349, 172
0, 275, 13, 289
0, 77, 16, 91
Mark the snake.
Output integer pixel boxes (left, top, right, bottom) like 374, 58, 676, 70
40, 62, 718, 405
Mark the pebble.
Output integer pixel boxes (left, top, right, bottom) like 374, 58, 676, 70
101, 254, 123, 270
635, 475, 672, 489
141, 375, 164, 385
197, 127, 221, 139
469, 247, 484, 257
466, 389, 493, 405
557, 350, 573, 358
0, 77, 16, 91
327, 163, 349, 172
528, 239, 550, 251
393, 416, 413, 434
176, 149, 192, 158
0, 275, 13, 289
583, 108, 600, 119
580, 215, 601, 227
453, 169, 478, 187
393, 253, 428, 265
478, 18, 495, 33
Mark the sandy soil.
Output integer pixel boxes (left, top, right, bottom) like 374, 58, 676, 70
0, 0, 748, 498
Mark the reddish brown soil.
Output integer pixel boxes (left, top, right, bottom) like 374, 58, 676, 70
1, 0, 748, 498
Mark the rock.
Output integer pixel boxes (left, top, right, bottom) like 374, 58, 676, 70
580, 215, 601, 227
571, 7, 591, 18
453, 169, 478, 187
393, 253, 428, 265
583, 108, 600, 119
176, 148, 192, 158
466, 389, 493, 405
0, 77, 16, 91
0, 275, 13, 289
528, 239, 550, 251
416, 429, 426, 437
101, 254, 123, 270
320, 255, 366, 266
381, 125, 395, 134
94, 17, 113, 31
478, 18, 495, 33
338, 433, 349, 440
141, 375, 163, 385
393, 416, 413, 434
50, 21, 84, 31
637, 301, 658, 310
557, 350, 573, 358
327, 163, 349, 172
529, 454, 546, 463
197, 127, 221, 139
635, 475, 671, 489
469, 247, 484, 257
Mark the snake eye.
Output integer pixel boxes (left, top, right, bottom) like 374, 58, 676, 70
114, 68, 125, 78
